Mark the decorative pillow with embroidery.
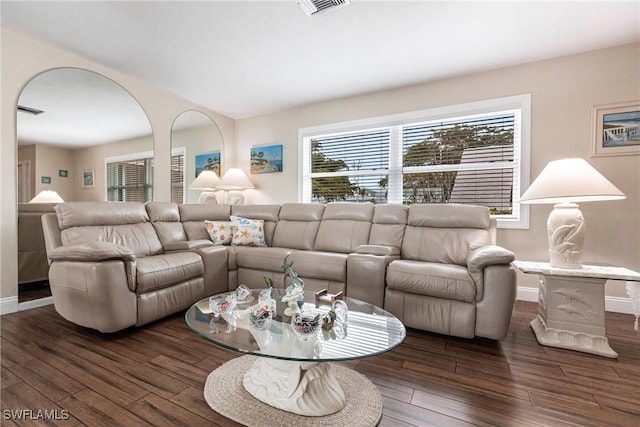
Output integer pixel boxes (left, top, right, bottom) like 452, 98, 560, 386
204, 220, 233, 246
230, 216, 267, 247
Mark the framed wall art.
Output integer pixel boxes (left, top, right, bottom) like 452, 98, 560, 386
250, 144, 283, 174
591, 101, 640, 157
195, 151, 221, 177
82, 168, 95, 189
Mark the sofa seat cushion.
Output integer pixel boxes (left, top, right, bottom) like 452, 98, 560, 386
136, 252, 204, 294
286, 250, 347, 283
235, 247, 292, 272
386, 260, 476, 303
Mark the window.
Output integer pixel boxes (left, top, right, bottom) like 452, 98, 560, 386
300, 95, 531, 228
106, 151, 154, 202
171, 148, 186, 204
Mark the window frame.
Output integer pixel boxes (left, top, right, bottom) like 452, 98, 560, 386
299, 94, 531, 229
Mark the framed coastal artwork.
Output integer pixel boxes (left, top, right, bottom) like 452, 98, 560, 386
591, 101, 640, 157
250, 144, 283, 174
194, 151, 221, 177
82, 168, 95, 189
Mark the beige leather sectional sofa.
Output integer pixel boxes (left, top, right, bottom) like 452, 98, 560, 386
42, 201, 516, 339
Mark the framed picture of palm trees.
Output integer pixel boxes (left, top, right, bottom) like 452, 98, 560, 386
195, 151, 221, 177
250, 144, 283, 174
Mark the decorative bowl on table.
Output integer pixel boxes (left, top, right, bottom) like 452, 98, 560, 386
249, 304, 273, 331
291, 313, 321, 340
209, 294, 237, 317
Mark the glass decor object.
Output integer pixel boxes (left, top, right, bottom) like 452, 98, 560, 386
249, 304, 273, 331
291, 313, 321, 340
234, 284, 251, 302
209, 293, 237, 317
332, 300, 349, 326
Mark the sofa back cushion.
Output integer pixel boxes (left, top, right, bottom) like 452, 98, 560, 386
272, 203, 325, 250
402, 204, 492, 265
369, 204, 408, 250
56, 202, 163, 257
145, 202, 186, 246
179, 204, 231, 241
314, 202, 374, 253
231, 205, 281, 247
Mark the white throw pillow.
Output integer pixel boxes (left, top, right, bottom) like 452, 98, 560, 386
230, 216, 267, 247
204, 220, 233, 245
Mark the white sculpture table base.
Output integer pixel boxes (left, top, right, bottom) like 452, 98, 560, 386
242, 356, 346, 416
513, 261, 640, 358
533, 274, 617, 358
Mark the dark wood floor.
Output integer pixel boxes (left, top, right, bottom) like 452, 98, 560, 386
1, 301, 638, 426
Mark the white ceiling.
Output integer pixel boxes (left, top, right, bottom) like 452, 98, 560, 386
3, 0, 640, 123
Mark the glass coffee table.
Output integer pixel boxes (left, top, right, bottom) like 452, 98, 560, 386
185, 288, 405, 418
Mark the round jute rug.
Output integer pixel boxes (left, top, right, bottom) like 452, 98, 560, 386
203, 355, 383, 427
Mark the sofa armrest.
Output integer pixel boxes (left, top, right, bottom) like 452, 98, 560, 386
355, 245, 400, 257
347, 251, 399, 307
467, 245, 514, 271
467, 246, 515, 305
49, 241, 136, 262
163, 239, 213, 252
475, 264, 517, 340
49, 242, 137, 291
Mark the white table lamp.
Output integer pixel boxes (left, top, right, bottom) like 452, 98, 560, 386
217, 168, 255, 205
189, 170, 220, 204
519, 158, 625, 269
29, 190, 64, 203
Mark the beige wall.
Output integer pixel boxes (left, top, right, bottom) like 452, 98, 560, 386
34, 144, 75, 201
235, 42, 640, 298
1, 28, 235, 300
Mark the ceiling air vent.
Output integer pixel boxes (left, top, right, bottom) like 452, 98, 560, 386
17, 105, 45, 115
297, 0, 351, 16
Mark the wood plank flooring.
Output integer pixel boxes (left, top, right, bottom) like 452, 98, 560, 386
1, 301, 638, 426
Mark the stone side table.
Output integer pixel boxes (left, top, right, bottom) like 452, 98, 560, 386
513, 261, 640, 358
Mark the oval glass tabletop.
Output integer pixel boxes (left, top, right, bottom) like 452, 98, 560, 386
185, 289, 406, 362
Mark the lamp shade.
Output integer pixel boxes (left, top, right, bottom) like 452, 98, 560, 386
189, 170, 220, 190
217, 168, 255, 190
29, 190, 64, 203
519, 158, 626, 204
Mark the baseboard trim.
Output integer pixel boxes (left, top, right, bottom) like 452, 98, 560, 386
517, 286, 636, 315
18, 296, 54, 311
0, 296, 19, 315
1, 296, 54, 315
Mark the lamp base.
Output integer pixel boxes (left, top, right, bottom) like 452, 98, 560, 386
226, 190, 245, 205
547, 203, 585, 269
198, 191, 219, 204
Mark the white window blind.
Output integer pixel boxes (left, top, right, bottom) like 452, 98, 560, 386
401, 111, 517, 215
310, 128, 390, 203
171, 151, 185, 204
106, 155, 153, 202
300, 95, 530, 228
